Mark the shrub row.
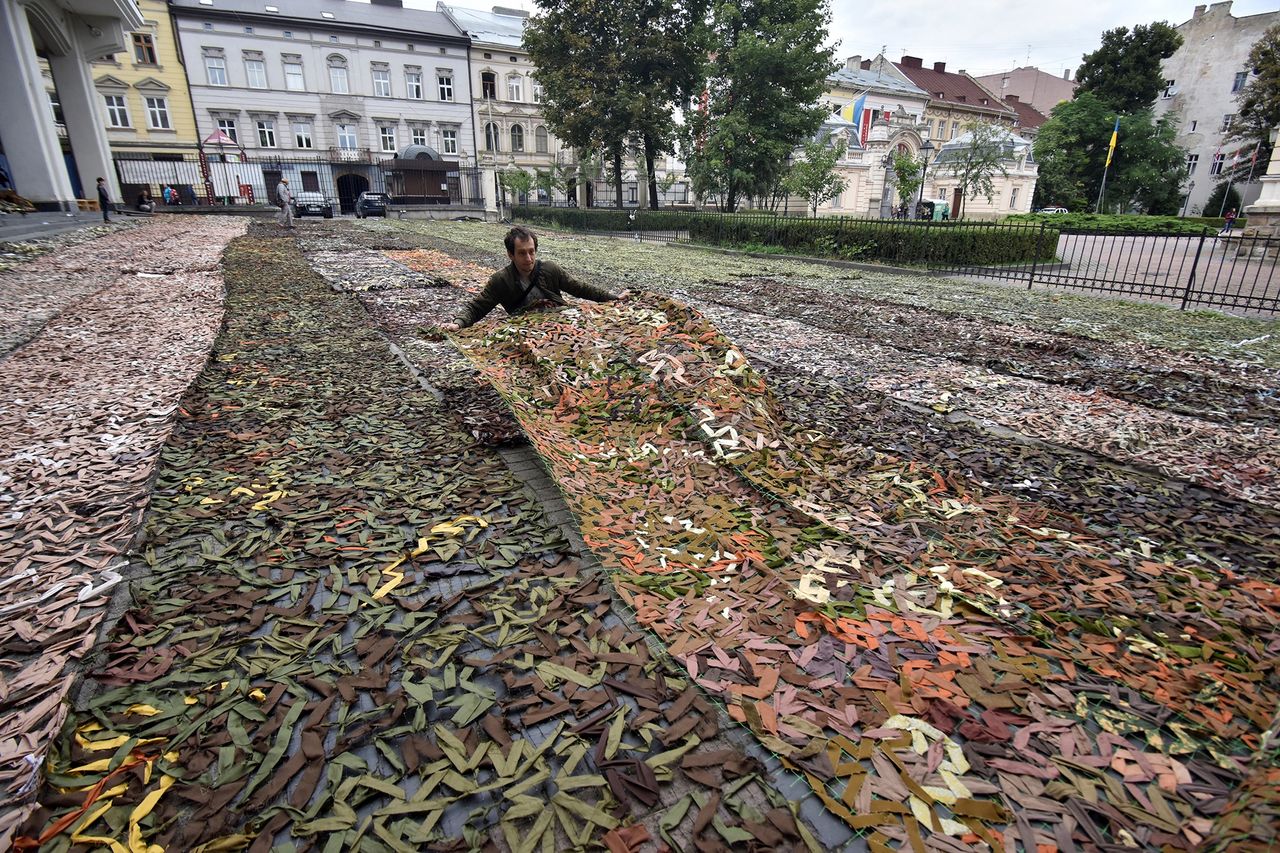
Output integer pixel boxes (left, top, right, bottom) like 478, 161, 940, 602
685, 215, 1060, 266
1004, 212, 1244, 234
513, 205, 632, 231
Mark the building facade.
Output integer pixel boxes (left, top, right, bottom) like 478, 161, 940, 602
1153, 1, 1280, 215
168, 0, 475, 212
975, 66, 1077, 117
926, 128, 1038, 218
1, 0, 143, 210
889, 56, 1018, 144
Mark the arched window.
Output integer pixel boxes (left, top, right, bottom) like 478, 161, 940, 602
535, 125, 548, 154
485, 122, 499, 152
510, 124, 524, 152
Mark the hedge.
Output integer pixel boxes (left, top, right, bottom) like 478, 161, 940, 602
1004, 212, 1244, 235
513, 205, 631, 231
685, 215, 1060, 266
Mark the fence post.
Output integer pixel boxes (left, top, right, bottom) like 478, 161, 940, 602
1027, 222, 1045, 290
922, 219, 933, 270
1179, 230, 1211, 311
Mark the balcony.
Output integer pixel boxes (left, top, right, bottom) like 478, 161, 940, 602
328, 146, 375, 164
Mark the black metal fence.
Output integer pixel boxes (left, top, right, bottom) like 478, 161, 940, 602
512, 208, 1280, 316
112, 154, 485, 214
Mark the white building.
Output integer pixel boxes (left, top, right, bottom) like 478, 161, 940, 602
1, 0, 144, 210
1154, 1, 1280, 215
169, 0, 476, 212
927, 128, 1038, 218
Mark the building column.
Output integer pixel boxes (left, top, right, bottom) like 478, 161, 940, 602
48, 25, 118, 204
0, 1, 75, 210
1242, 128, 1280, 249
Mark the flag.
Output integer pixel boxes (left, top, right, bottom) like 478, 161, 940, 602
851, 94, 867, 129
1105, 118, 1119, 167
839, 102, 855, 122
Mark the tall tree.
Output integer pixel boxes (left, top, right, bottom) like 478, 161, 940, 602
889, 150, 924, 210
1228, 24, 1280, 183
784, 135, 848, 217
684, 0, 836, 211
1033, 93, 1186, 214
1075, 22, 1182, 114
935, 123, 1011, 219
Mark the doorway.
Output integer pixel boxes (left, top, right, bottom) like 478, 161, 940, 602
336, 172, 369, 214
952, 188, 963, 219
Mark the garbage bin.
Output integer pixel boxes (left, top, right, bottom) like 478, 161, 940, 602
933, 202, 950, 221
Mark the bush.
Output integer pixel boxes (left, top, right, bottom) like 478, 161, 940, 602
685, 214, 1058, 267
1003, 212, 1241, 234
513, 205, 631, 231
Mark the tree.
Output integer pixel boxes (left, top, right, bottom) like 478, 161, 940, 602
1033, 93, 1186, 214
1204, 181, 1242, 217
935, 123, 1010, 219
1228, 24, 1280, 183
890, 150, 923, 209
683, 0, 836, 211
533, 162, 573, 203
1075, 22, 1182, 114
784, 135, 848, 217
499, 167, 535, 205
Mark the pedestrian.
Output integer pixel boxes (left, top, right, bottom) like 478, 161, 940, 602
96, 177, 112, 222
136, 189, 154, 213
161, 185, 172, 205
1220, 208, 1238, 235
439, 225, 624, 331
276, 177, 294, 228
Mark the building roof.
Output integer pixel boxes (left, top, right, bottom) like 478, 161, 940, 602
438, 4, 527, 48
813, 113, 862, 149
828, 64, 928, 100
932, 127, 1031, 164
893, 56, 1015, 117
1002, 95, 1048, 131
168, 0, 467, 42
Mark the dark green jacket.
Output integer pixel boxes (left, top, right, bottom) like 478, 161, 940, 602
455, 260, 616, 328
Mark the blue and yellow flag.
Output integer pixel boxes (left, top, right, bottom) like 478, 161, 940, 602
1105, 118, 1120, 167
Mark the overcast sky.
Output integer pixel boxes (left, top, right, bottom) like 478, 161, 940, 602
401, 0, 1276, 79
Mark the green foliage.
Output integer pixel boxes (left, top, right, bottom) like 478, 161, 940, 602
513, 205, 632, 231
783, 135, 849, 217
684, 214, 1059, 266
1204, 182, 1243, 218
890, 151, 924, 206
1075, 21, 1182, 113
1229, 25, 1280, 180
499, 168, 536, 202
1033, 93, 1186, 215
683, 0, 837, 211
934, 123, 1012, 219
1004, 212, 1239, 234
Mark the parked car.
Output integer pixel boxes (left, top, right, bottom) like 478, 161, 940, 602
1035, 206, 1069, 214
355, 191, 390, 218
292, 191, 333, 218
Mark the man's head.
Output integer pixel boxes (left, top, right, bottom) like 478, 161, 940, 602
504, 225, 538, 277
281, 178, 289, 184
96, 177, 105, 185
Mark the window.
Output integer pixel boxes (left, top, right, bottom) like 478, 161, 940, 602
1210, 152, 1224, 176
217, 118, 238, 142
203, 22, 212, 30
329, 35, 338, 43
406, 71, 423, 99
1186, 153, 1199, 174
1233, 71, 1248, 93
442, 128, 457, 154
411, 127, 427, 146
243, 26, 253, 33
132, 33, 157, 65
245, 59, 267, 88
337, 123, 357, 149
950, 121, 959, 139
301, 171, 320, 192
1221, 114, 1234, 132
1162, 79, 1176, 98
206, 56, 228, 86
507, 75, 522, 101
293, 121, 313, 148
535, 125, 548, 154
145, 96, 170, 129
329, 65, 349, 94
1189, 120, 1197, 133
379, 124, 396, 151
283, 30, 292, 38
284, 62, 304, 91
257, 119, 276, 147
510, 123, 524, 151
532, 80, 543, 103
1009, 187, 1019, 209
482, 71, 496, 99
437, 73, 454, 101
104, 94, 130, 128
372, 68, 391, 97
485, 122, 498, 151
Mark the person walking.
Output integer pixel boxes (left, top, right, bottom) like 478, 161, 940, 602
1220, 208, 1238, 236
96, 177, 112, 223
276, 177, 294, 229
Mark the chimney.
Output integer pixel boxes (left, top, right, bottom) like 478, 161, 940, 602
846, 55, 862, 71
1193, 4, 1206, 17
1006, 94, 1020, 103
1063, 68, 1071, 80
861, 59, 872, 70
933, 61, 946, 73
901, 56, 923, 69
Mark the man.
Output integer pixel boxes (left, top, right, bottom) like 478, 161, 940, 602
276, 177, 294, 228
440, 226, 622, 331
96, 177, 112, 223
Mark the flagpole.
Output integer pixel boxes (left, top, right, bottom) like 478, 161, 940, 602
1096, 117, 1119, 214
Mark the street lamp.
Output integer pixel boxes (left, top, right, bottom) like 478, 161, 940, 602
917, 139, 935, 219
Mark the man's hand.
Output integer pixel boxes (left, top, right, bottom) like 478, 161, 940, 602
439, 321, 461, 332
